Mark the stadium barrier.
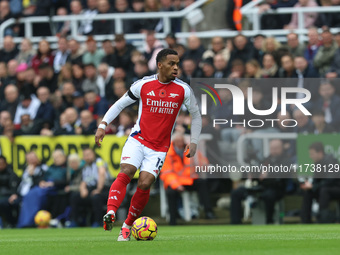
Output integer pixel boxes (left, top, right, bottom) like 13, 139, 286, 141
1, 2, 340, 49
0, 135, 126, 177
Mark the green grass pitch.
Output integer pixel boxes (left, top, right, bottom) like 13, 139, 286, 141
1, 225, 340, 255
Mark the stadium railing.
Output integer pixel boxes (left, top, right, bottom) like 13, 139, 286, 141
0, 0, 209, 48
2, 1, 340, 48
236, 132, 297, 166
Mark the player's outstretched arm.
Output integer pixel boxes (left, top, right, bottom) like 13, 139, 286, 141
185, 88, 202, 158
95, 92, 137, 147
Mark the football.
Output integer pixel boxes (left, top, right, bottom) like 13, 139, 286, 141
131, 216, 158, 241
34, 210, 52, 228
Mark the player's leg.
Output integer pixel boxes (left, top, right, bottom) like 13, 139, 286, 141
103, 138, 144, 231
103, 163, 137, 231
117, 148, 165, 241
117, 171, 155, 241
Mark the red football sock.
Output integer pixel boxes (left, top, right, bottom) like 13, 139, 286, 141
124, 187, 150, 226
107, 173, 131, 213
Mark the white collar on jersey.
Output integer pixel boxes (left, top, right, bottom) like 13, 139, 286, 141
156, 74, 172, 84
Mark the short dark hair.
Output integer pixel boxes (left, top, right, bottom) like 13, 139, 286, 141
156, 49, 178, 65
309, 142, 325, 154
0, 155, 7, 162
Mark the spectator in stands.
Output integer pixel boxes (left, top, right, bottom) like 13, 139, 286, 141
82, 63, 100, 94
113, 0, 133, 33
180, 58, 200, 84
101, 39, 115, 67
229, 59, 246, 79
0, 1, 14, 36
0, 36, 18, 63
260, 53, 278, 78
64, 153, 84, 196
228, 34, 254, 72
213, 54, 228, 78
7, 59, 18, 83
31, 40, 54, 74
130, 0, 146, 33
144, 31, 164, 72
0, 84, 19, 119
93, 0, 114, 35
318, 0, 340, 28
67, 39, 83, 65
325, 39, 340, 78
58, 63, 73, 88
69, 147, 108, 227
114, 109, 134, 137
61, 82, 77, 110
201, 59, 215, 78
72, 91, 87, 114
75, 110, 97, 135
260, 0, 297, 30
82, 36, 105, 67
160, 132, 214, 225
38, 63, 58, 93
53, 37, 70, 74
231, 139, 290, 224
78, 0, 98, 35
133, 59, 151, 81
0, 110, 11, 134
245, 59, 262, 78
113, 79, 128, 100
314, 81, 340, 130
294, 55, 320, 102
294, 55, 319, 78
84, 90, 108, 119
72, 63, 85, 91
0, 155, 19, 227
165, 33, 177, 49
111, 34, 135, 74
54, 107, 80, 135
252, 34, 266, 66
286, 32, 305, 57
35, 86, 55, 129
202, 36, 230, 63
278, 54, 297, 78
13, 92, 40, 125
293, 108, 314, 133
14, 113, 42, 136
304, 27, 321, 65
285, 0, 318, 29
311, 109, 336, 134
39, 150, 68, 222
15, 38, 36, 65
16, 151, 48, 228
70, 0, 84, 16
300, 142, 340, 223
183, 35, 205, 65
55, 7, 71, 37
0, 62, 10, 100
262, 37, 282, 64
144, 0, 161, 31
313, 29, 338, 77
97, 63, 114, 98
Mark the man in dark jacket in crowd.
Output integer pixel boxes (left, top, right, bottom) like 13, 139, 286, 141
300, 142, 340, 223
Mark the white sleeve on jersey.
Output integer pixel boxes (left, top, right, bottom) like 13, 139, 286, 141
184, 86, 202, 144
101, 93, 136, 125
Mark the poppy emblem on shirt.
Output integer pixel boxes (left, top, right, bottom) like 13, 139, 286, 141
159, 89, 166, 98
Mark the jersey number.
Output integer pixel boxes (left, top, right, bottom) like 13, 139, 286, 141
156, 158, 164, 171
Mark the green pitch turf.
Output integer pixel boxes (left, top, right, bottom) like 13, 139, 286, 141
1, 225, 340, 255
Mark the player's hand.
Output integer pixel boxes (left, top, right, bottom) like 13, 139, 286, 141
185, 143, 197, 158
95, 128, 106, 147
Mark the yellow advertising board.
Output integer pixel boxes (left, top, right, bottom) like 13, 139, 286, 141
0, 135, 126, 177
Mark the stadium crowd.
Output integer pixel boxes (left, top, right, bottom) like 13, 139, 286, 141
1, 0, 340, 227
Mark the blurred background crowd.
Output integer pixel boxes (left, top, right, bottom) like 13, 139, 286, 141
1, 0, 340, 228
